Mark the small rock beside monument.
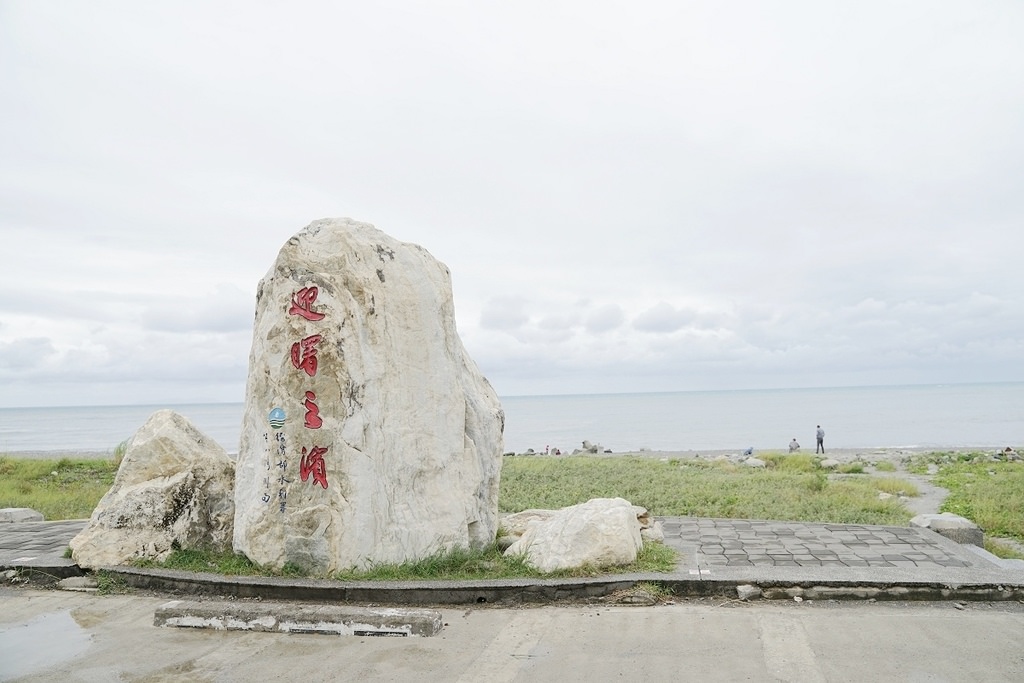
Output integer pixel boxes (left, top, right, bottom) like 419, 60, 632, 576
69, 410, 234, 569
501, 498, 659, 572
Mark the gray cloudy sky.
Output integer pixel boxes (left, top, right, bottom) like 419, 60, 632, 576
2, 1, 1022, 408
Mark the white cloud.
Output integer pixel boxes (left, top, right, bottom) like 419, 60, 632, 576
0, 338, 57, 370
585, 304, 625, 334
633, 303, 697, 334
480, 298, 530, 332
0, 1, 1022, 405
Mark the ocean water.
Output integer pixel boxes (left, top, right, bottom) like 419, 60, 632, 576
0, 383, 1020, 456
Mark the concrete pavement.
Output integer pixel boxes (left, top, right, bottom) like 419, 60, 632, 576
4, 517, 1024, 681
3, 588, 1024, 682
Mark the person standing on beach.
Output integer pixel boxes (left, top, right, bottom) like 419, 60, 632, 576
789, 438, 800, 452
816, 425, 825, 454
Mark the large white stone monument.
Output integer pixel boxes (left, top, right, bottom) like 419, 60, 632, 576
233, 218, 504, 573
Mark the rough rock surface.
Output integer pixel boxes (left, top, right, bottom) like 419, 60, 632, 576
233, 218, 504, 573
0, 508, 44, 523
910, 512, 984, 547
641, 519, 665, 542
503, 504, 657, 539
500, 509, 562, 537
504, 498, 644, 572
69, 410, 235, 568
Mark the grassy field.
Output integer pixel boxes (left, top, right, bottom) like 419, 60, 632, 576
1, 452, 920, 526
0, 456, 116, 519
500, 455, 915, 526
5, 449, 1022, 576
908, 451, 1024, 541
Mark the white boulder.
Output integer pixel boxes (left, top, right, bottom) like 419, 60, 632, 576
910, 512, 984, 547
0, 508, 44, 523
641, 520, 665, 543
69, 410, 235, 568
504, 498, 643, 572
233, 219, 504, 573
501, 509, 560, 538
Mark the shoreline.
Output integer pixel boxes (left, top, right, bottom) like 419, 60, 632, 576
1, 445, 1010, 464
513, 445, 1019, 466
604, 446, 982, 463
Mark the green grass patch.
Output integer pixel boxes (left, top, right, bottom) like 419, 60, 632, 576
499, 457, 912, 526
933, 461, 1024, 542
332, 540, 676, 580
985, 538, 1024, 560
759, 452, 821, 472
872, 477, 919, 497
0, 456, 117, 520
133, 549, 308, 577
112, 440, 129, 469
140, 540, 677, 581
905, 451, 991, 474
632, 581, 674, 601
333, 544, 533, 581
94, 570, 130, 595
630, 540, 677, 573
331, 540, 679, 581
873, 461, 897, 472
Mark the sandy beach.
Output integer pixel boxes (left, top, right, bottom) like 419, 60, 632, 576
522, 445, 1005, 466
627, 446, 978, 463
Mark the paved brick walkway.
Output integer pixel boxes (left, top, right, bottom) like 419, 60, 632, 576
4, 517, 1024, 603
660, 517, 972, 569
0, 520, 86, 570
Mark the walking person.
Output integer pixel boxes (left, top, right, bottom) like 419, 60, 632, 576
816, 425, 825, 454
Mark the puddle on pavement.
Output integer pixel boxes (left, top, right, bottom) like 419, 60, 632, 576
0, 610, 92, 680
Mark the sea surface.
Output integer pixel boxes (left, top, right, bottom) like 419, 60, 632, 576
0, 383, 1020, 456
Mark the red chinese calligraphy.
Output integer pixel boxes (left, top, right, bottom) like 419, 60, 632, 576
290, 334, 322, 377
300, 446, 329, 489
289, 287, 326, 321
303, 390, 322, 429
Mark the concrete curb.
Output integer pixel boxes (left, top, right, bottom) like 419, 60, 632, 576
6, 563, 84, 583
7, 517, 1024, 604
105, 566, 643, 605
154, 599, 443, 636
103, 566, 1024, 605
